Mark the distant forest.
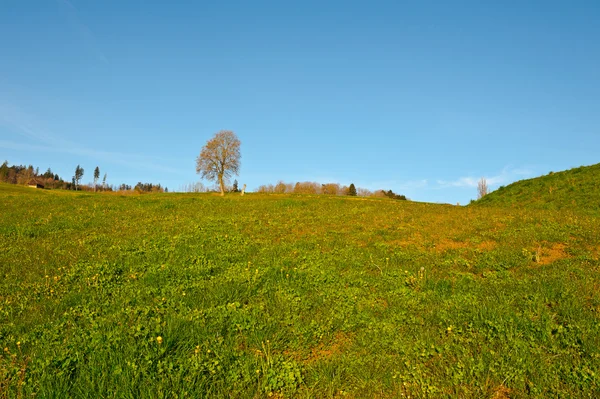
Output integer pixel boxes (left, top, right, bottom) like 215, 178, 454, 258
0, 161, 166, 193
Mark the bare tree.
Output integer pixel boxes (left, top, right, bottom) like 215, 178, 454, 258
477, 177, 488, 199
321, 183, 340, 195
274, 181, 287, 194
257, 184, 274, 193
293, 181, 320, 194
196, 130, 241, 196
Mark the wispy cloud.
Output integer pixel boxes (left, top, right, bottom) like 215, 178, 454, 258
0, 102, 185, 175
436, 166, 534, 189
0, 103, 55, 142
397, 179, 428, 190
57, 0, 108, 64
0, 139, 185, 175
436, 176, 479, 188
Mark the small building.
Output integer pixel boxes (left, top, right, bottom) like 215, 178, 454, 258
27, 180, 44, 189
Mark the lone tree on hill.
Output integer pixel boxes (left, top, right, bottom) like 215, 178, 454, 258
94, 166, 100, 192
196, 130, 241, 196
477, 177, 488, 199
348, 183, 357, 196
74, 165, 84, 191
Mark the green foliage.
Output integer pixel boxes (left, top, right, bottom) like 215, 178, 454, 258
0, 183, 599, 397
382, 189, 407, 200
0, 161, 8, 181
474, 163, 600, 214
0, 162, 67, 188
74, 165, 84, 190
134, 182, 165, 193
348, 183, 357, 196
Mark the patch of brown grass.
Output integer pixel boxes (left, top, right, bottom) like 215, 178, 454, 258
434, 239, 497, 252
286, 332, 352, 365
492, 384, 512, 399
538, 243, 569, 265
590, 245, 600, 260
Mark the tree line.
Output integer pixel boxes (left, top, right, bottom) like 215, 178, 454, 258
0, 161, 166, 193
4, 128, 410, 199
256, 181, 406, 199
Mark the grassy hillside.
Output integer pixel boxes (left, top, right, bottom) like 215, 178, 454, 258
475, 163, 600, 212
1, 184, 599, 397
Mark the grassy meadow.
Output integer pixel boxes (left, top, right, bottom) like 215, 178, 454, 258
475, 164, 600, 213
1, 180, 599, 398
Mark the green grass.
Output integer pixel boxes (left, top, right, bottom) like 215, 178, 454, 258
475, 163, 600, 213
1, 184, 599, 398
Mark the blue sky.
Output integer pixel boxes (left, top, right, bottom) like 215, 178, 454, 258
1, 0, 598, 204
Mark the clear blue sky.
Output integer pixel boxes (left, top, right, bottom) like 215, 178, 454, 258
1, 0, 598, 204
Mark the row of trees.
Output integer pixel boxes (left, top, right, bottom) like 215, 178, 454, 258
179, 179, 409, 199
256, 181, 356, 196
72, 165, 108, 191
133, 182, 167, 193
256, 180, 406, 199
1, 161, 167, 193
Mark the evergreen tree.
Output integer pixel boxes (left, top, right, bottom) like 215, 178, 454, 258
0, 161, 8, 182
94, 166, 100, 192
348, 183, 357, 196
74, 165, 84, 190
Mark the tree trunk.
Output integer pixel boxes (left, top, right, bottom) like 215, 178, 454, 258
218, 174, 225, 196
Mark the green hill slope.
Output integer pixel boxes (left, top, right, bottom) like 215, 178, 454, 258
474, 163, 600, 212
1, 185, 600, 397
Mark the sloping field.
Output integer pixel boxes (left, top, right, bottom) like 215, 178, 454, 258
1, 184, 599, 397
475, 163, 600, 213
